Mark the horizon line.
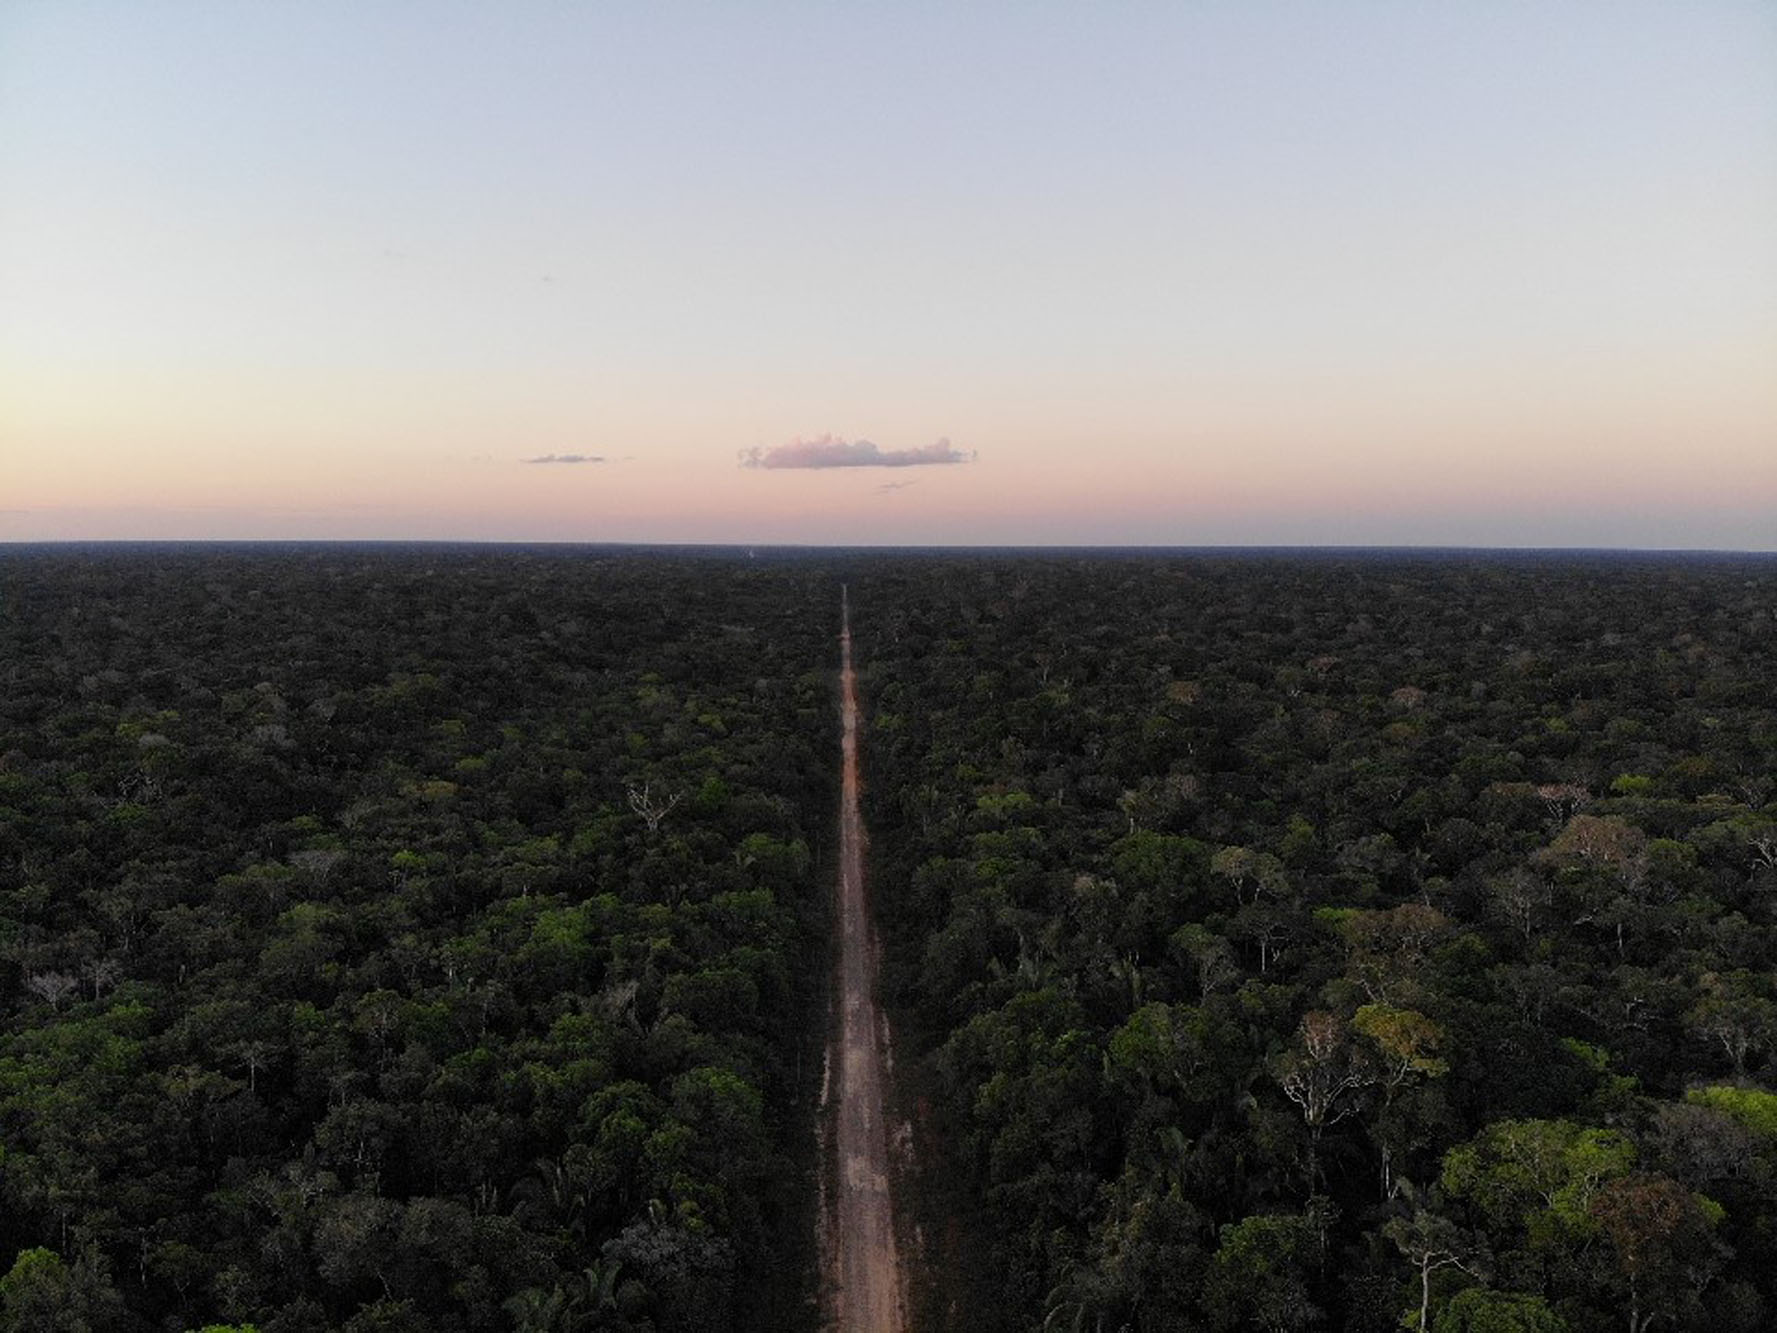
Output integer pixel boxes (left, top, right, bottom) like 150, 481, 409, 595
3, 539, 1775, 558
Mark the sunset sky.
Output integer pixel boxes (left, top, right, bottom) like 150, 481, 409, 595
3, 3, 1774, 547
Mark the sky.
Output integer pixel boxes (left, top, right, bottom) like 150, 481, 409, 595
3, 2, 1774, 547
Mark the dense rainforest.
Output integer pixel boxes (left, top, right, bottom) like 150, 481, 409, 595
4, 546, 1777, 1333
0, 546, 838, 1331
851, 551, 1777, 1333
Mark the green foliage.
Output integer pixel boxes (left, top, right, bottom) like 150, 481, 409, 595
0, 1247, 124, 1332
1353, 1004, 1449, 1084
1431, 1288, 1569, 1333
1441, 1118, 1636, 1237
1206, 1212, 1322, 1331
1686, 1085, 1777, 1141
0, 1250, 76, 1332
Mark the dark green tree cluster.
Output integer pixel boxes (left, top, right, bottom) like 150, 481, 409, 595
0, 546, 837, 1331
852, 552, 1777, 1332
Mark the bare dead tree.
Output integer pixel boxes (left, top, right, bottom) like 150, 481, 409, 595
1384, 1210, 1485, 1332
290, 848, 347, 883
1486, 869, 1542, 945
1745, 825, 1777, 874
81, 956, 122, 1000
1275, 1010, 1374, 1187
626, 781, 681, 835
25, 971, 79, 1010
234, 1040, 275, 1093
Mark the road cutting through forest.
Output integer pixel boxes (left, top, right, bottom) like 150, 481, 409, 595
822, 586, 906, 1332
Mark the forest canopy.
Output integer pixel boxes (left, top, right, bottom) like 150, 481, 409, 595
849, 550, 1777, 1333
2, 545, 1775, 1332
0, 546, 838, 1331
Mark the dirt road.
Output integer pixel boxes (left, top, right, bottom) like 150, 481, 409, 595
823, 585, 905, 1332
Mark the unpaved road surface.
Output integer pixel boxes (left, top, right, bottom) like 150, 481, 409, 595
823, 586, 905, 1332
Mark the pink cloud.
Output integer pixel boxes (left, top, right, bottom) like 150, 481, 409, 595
741, 435, 972, 469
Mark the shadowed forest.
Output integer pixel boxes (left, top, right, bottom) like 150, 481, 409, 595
851, 552, 1777, 1333
2, 547, 1776, 1332
0, 547, 835, 1331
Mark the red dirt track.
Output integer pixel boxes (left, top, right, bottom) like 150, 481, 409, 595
822, 586, 906, 1332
